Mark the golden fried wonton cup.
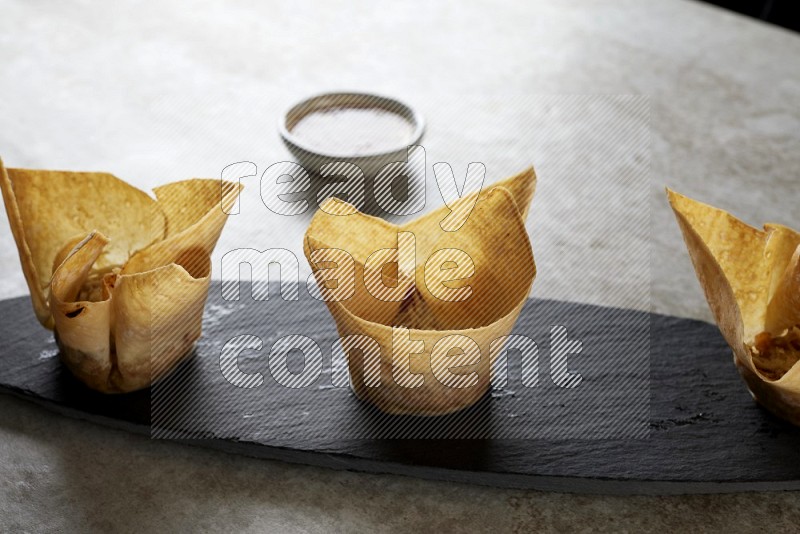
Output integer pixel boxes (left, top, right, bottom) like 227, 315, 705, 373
304, 167, 537, 415
0, 159, 242, 393
668, 190, 800, 424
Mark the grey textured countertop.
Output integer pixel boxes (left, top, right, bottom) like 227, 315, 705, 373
1, 0, 799, 531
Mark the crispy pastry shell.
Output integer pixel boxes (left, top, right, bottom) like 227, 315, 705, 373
1, 159, 241, 392
305, 168, 537, 415
668, 189, 800, 423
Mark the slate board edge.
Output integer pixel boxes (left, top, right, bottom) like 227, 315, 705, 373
4, 287, 800, 496
4, 384, 800, 496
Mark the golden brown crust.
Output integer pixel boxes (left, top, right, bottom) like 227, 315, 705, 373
668, 188, 800, 424
1, 163, 167, 329
305, 168, 537, 415
2, 160, 241, 393
0, 159, 53, 328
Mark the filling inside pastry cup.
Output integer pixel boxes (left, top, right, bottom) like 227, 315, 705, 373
668, 189, 800, 423
305, 169, 537, 415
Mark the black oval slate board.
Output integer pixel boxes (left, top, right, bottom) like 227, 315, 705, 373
1, 282, 799, 495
